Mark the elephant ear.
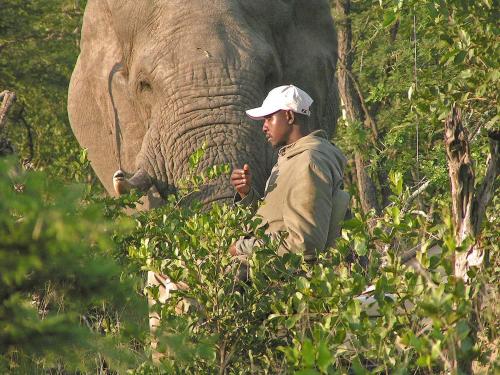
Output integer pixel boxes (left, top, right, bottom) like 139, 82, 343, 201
68, 0, 149, 200
281, 0, 340, 135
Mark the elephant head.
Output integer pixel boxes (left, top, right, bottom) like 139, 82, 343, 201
68, 0, 339, 208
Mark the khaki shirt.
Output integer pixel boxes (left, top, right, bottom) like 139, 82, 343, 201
235, 130, 349, 260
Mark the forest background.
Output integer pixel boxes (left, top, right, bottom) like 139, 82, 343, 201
0, 0, 498, 374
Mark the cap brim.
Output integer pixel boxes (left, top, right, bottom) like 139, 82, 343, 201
245, 105, 280, 120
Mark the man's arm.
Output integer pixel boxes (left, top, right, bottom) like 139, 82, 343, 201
233, 186, 261, 212
233, 159, 334, 259
230, 164, 263, 256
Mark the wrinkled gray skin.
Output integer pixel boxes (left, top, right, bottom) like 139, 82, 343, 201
68, 0, 339, 208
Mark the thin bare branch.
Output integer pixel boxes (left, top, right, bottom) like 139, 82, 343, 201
342, 65, 379, 142
17, 107, 35, 161
402, 180, 431, 214
0, 90, 17, 132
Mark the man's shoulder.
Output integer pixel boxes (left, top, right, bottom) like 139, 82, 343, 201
301, 138, 344, 164
289, 149, 334, 179
288, 137, 346, 182
282, 131, 347, 172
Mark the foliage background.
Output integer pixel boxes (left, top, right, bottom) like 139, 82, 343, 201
0, 0, 498, 373
0, 0, 94, 183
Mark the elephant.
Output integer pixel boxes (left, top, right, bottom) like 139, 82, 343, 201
68, 0, 340, 208
68, 2, 342, 359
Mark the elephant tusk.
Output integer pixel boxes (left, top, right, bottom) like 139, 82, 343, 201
113, 168, 153, 195
113, 170, 132, 195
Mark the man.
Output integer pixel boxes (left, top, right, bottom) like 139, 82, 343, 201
230, 85, 349, 261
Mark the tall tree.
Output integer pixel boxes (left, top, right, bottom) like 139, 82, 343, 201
334, 0, 382, 215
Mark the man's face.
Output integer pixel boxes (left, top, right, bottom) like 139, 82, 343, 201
262, 110, 291, 148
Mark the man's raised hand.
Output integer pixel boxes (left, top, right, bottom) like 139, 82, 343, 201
231, 164, 252, 198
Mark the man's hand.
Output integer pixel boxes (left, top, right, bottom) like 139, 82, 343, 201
230, 164, 252, 198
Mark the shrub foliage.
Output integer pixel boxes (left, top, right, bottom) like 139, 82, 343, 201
0, 0, 498, 373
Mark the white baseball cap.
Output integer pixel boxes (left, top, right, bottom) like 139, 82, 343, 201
246, 85, 314, 120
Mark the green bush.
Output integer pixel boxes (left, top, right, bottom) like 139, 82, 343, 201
118, 152, 499, 374
1, 1, 497, 373
0, 157, 146, 373
1, 147, 497, 374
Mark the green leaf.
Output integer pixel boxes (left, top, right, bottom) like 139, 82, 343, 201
354, 237, 367, 256
352, 359, 369, 375
334, 329, 346, 344
301, 338, 315, 368
440, 49, 456, 65
482, 0, 492, 8
416, 355, 431, 367
459, 69, 472, 79
285, 314, 301, 329
296, 370, 320, 375
188, 144, 207, 169
453, 50, 467, 64
383, 12, 397, 27
389, 170, 403, 196
456, 320, 470, 339
297, 276, 310, 292
316, 340, 332, 372
431, 340, 442, 360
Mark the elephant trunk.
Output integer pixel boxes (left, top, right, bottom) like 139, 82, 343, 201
137, 112, 272, 204
128, 65, 275, 203
139, 120, 271, 204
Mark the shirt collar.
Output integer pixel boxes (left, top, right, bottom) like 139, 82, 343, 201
277, 130, 327, 158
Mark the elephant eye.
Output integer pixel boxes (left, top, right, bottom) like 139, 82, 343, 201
138, 80, 152, 93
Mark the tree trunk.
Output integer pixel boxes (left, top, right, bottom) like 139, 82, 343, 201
444, 106, 475, 280
443, 106, 500, 280
354, 152, 379, 214
444, 105, 499, 373
335, 0, 380, 214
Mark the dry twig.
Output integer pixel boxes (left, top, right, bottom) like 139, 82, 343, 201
0, 90, 17, 132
